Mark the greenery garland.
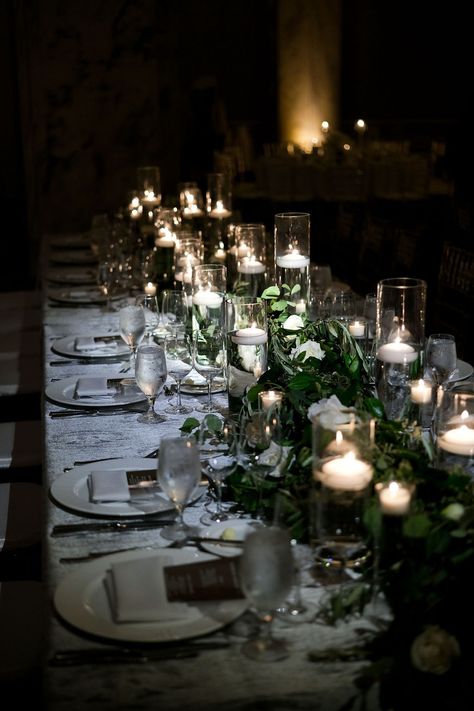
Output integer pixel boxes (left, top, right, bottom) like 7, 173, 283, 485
183, 284, 474, 709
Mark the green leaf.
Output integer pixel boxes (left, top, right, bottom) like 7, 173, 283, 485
403, 513, 432, 538
291, 284, 301, 295
179, 417, 200, 433
271, 300, 289, 312
261, 285, 280, 299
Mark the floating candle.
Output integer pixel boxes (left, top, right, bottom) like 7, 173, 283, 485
437, 425, 474, 456
377, 339, 417, 364
377, 481, 412, 515
231, 324, 267, 346
237, 257, 266, 275
144, 282, 157, 296
318, 451, 373, 491
192, 290, 223, 307
410, 379, 432, 404
276, 250, 310, 269
349, 320, 365, 338
258, 390, 284, 411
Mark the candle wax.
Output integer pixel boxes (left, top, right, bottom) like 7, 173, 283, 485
438, 425, 474, 456
378, 482, 411, 515
319, 452, 373, 491
377, 341, 417, 364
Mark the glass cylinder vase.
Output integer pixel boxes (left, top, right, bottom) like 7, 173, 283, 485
230, 224, 267, 299
374, 277, 427, 421
274, 212, 310, 303
311, 410, 375, 571
192, 263, 226, 335
433, 382, 474, 478
226, 296, 268, 416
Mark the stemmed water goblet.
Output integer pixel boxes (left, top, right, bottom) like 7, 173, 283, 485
425, 333, 457, 388
136, 294, 159, 343
238, 526, 295, 661
164, 332, 194, 415
119, 304, 146, 369
134, 343, 167, 424
160, 289, 189, 336
238, 410, 283, 523
198, 415, 239, 526
193, 328, 226, 413
157, 436, 201, 542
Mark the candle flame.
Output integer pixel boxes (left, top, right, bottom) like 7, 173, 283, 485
336, 431, 343, 445
461, 410, 469, 421
388, 481, 400, 495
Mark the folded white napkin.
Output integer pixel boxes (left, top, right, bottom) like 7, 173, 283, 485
104, 554, 190, 623
75, 377, 111, 398
74, 337, 118, 352
88, 470, 131, 503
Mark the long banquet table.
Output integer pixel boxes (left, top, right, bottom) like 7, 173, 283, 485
41, 239, 384, 711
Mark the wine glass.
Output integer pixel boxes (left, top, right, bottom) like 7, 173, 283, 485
193, 328, 226, 413
97, 258, 120, 312
134, 343, 167, 424
199, 415, 239, 526
425, 333, 457, 387
136, 294, 159, 343
164, 332, 194, 415
119, 304, 146, 368
161, 289, 189, 336
238, 526, 295, 661
238, 410, 283, 523
157, 436, 201, 542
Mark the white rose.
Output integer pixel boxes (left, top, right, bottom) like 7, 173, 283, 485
410, 625, 460, 675
442, 503, 464, 522
282, 314, 304, 331
290, 340, 325, 363
307, 395, 352, 426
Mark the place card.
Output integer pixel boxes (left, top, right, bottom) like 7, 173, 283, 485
164, 557, 244, 601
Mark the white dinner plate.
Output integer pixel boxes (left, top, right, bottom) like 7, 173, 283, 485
47, 268, 97, 286
49, 457, 206, 517
54, 547, 248, 643
449, 359, 473, 382
49, 249, 97, 265
45, 376, 147, 409
51, 334, 130, 359
199, 519, 255, 558
48, 287, 125, 305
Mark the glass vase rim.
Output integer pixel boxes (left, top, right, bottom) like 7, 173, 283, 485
274, 212, 310, 219
377, 277, 427, 289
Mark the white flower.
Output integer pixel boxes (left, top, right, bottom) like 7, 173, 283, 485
282, 314, 304, 331
410, 625, 460, 675
442, 503, 464, 522
290, 340, 325, 363
307, 395, 353, 427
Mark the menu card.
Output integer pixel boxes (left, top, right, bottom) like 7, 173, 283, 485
164, 556, 244, 601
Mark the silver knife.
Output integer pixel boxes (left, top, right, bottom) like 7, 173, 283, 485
189, 536, 245, 547
51, 519, 176, 535
50, 408, 146, 418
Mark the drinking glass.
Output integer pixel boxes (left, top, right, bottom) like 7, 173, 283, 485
134, 344, 167, 424
425, 333, 457, 387
164, 332, 194, 415
135, 294, 159, 343
238, 526, 295, 661
97, 259, 120, 312
199, 416, 239, 526
238, 410, 283, 523
119, 304, 146, 367
193, 329, 226, 413
161, 289, 189, 336
310, 263, 332, 298
157, 436, 201, 542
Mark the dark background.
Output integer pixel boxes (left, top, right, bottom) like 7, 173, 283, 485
1, 0, 472, 351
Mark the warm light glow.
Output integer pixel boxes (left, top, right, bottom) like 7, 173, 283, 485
321, 120, 330, 133
343, 143, 351, 151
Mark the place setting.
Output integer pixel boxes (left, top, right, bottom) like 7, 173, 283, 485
49, 456, 207, 520
49, 248, 98, 266
51, 333, 130, 360
46, 374, 147, 410
48, 286, 126, 306
47, 267, 98, 286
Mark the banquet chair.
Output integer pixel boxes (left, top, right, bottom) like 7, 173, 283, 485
0, 580, 45, 701
0, 420, 43, 484
0, 482, 43, 581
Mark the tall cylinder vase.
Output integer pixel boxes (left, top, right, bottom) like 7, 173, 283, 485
274, 212, 310, 303
226, 296, 268, 417
374, 277, 427, 420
